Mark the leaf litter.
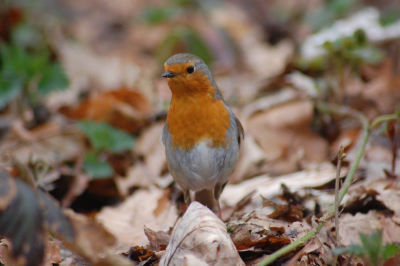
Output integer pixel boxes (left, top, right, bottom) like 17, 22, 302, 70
1, 1, 400, 265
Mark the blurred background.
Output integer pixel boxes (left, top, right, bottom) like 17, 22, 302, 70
1, 0, 400, 258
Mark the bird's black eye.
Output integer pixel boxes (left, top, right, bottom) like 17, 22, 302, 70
186, 65, 195, 74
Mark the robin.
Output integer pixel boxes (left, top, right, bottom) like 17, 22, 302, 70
161, 53, 244, 217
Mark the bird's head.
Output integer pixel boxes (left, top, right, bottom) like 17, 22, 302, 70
162, 53, 221, 98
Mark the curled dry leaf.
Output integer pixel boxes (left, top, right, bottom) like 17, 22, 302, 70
262, 197, 304, 223
144, 226, 170, 252
226, 210, 310, 263
128, 245, 158, 265
228, 223, 290, 252
160, 202, 244, 266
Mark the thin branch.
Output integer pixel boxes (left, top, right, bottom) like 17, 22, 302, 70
335, 146, 346, 247
333, 146, 346, 266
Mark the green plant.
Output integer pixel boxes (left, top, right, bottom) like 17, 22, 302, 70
333, 231, 400, 266
0, 22, 68, 109
77, 121, 135, 179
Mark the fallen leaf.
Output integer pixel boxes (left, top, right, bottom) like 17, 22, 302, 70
336, 211, 400, 246
230, 134, 267, 184
160, 202, 244, 266
247, 99, 328, 175
228, 223, 290, 251
63, 210, 134, 266
127, 245, 158, 264
60, 88, 152, 133
263, 197, 304, 223
96, 187, 178, 252
144, 226, 170, 252
43, 239, 62, 265
221, 163, 337, 209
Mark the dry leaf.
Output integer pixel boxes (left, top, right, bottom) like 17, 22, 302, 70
247, 99, 328, 175
0, 121, 83, 167
96, 187, 178, 252
337, 211, 400, 246
43, 239, 62, 265
221, 163, 337, 208
160, 202, 244, 266
60, 88, 152, 133
230, 134, 267, 184
144, 226, 170, 252
63, 210, 134, 266
229, 223, 290, 251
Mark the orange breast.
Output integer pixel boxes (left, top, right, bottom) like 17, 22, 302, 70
167, 93, 231, 150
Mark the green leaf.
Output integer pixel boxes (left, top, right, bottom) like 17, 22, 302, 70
185, 28, 213, 66
11, 23, 43, 50
77, 121, 135, 153
0, 77, 22, 108
1, 44, 30, 81
141, 7, 178, 25
350, 47, 384, 64
382, 243, 400, 260
333, 244, 366, 257
360, 231, 383, 266
37, 63, 69, 95
83, 152, 114, 179
156, 27, 213, 66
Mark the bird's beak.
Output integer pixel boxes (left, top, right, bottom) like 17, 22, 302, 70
162, 71, 177, 78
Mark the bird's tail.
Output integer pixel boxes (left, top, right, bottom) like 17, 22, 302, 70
194, 189, 216, 210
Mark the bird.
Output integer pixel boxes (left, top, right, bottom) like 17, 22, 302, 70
161, 53, 244, 217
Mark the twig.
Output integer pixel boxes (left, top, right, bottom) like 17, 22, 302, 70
259, 102, 370, 266
335, 146, 346, 247
333, 146, 346, 266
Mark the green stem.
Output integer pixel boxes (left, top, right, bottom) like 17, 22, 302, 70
370, 114, 398, 129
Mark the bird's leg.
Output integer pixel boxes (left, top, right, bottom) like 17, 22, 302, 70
214, 184, 226, 219
181, 190, 191, 214
217, 200, 222, 219
184, 190, 191, 204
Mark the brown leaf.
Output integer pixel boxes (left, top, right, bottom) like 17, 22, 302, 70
263, 197, 304, 223
160, 202, 244, 266
247, 100, 328, 175
62, 210, 134, 266
229, 223, 291, 251
221, 163, 337, 209
144, 226, 170, 252
43, 239, 62, 265
60, 88, 152, 133
127, 246, 157, 264
96, 187, 178, 252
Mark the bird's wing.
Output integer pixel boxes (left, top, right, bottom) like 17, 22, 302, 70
234, 115, 244, 147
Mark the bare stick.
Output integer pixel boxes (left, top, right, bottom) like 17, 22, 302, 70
335, 146, 346, 247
